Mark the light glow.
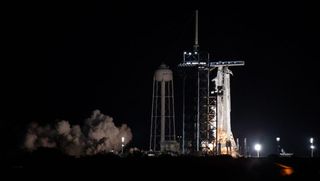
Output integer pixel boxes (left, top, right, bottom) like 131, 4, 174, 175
254, 143, 261, 157
254, 144, 261, 151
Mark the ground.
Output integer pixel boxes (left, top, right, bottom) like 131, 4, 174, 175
3, 148, 320, 179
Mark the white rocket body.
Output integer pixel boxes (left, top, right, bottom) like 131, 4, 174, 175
215, 66, 237, 156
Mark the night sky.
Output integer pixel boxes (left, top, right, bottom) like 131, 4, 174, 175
3, 1, 320, 157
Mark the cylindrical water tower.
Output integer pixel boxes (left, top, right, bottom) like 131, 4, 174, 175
149, 64, 179, 152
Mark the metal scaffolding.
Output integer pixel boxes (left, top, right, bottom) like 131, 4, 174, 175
178, 10, 244, 156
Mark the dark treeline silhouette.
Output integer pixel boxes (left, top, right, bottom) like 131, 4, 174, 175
2, 148, 320, 179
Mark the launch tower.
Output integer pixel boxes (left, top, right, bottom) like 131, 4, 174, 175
178, 10, 244, 157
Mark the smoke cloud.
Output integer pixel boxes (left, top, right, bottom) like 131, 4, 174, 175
24, 110, 132, 156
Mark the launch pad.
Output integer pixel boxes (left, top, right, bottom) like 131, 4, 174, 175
149, 10, 244, 157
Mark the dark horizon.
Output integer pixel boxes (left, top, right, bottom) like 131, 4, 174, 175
3, 1, 320, 157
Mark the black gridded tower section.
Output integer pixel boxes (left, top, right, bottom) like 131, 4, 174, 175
178, 51, 217, 154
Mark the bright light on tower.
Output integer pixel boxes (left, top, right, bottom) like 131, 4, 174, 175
255, 144, 261, 151
310, 137, 314, 158
121, 136, 125, 143
276, 137, 281, 155
254, 144, 262, 158
121, 136, 125, 154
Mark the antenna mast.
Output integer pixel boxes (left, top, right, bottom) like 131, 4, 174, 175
194, 10, 199, 52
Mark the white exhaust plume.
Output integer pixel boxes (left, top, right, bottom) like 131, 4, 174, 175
24, 110, 132, 156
